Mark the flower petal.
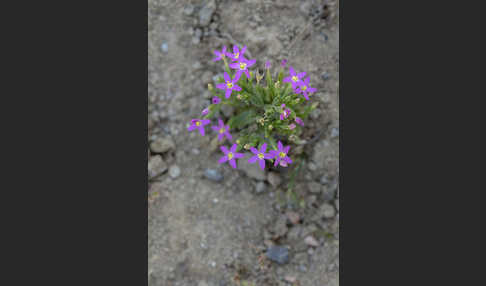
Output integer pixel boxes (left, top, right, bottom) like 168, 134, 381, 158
302, 93, 309, 101
264, 153, 274, 159
229, 62, 239, 69
216, 83, 226, 90
234, 152, 245, 159
284, 146, 290, 153
232, 84, 242, 91
240, 45, 247, 56
223, 72, 231, 82
222, 45, 227, 53
297, 72, 306, 78
274, 156, 281, 166
218, 156, 228, 164
250, 147, 259, 154
285, 156, 292, 164
233, 45, 238, 54
244, 70, 250, 79
218, 119, 223, 126
211, 125, 219, 132
212, 56, 220, 62
229, 159, 237, 169
218, 133, 224, 141
283, 77, 291, 83
225, 88, 232, 98
246, 59, 256, 67
198, 126, 205, 136
230, 143, 237, 152
307, 87, 317, 93
201, 119, 210, 125
248, 155, 258, 164
225, 131, 232, 141
260, 143, 267, 153
220, 145, 229, 154
233, 71, 241, 82
278, 141, 283, 150
188, 124, 196, 131
258, 159, 265, 170
289, 66, 295, 76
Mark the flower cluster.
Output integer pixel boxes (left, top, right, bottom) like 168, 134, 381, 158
188, 44, 318, 171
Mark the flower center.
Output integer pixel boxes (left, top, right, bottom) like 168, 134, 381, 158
234, 52, 239, 59
257, 153, 264, 160
239, 62, 247, 70
292, 76, 299, 82
301, 85, 307, 91
195, 121, 201, 126
279, 152, 286, 158
227, 152, 234, 160
226, 81, 233, 89
219, 128, 225, 134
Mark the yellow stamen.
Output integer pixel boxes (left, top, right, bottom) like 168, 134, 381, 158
234, 52, 239, 59
227, 152, 234, 160
239, 62, 247, 70
301, 85, 307, 91
292, 76, 299, 82
195, 121, 201, 126
226, 81, 233, 89
219, 128, 225, 134
257, 153, 264, 160
279, 152, 286, 158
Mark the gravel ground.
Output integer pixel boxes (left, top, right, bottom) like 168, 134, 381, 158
148, 0, 339, 285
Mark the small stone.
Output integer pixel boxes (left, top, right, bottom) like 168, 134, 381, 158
321, 72, 330, 80
271, 215, 288, 238
199, 0, 216, 26
168, 165, 181, 178
148, 155, 167, 179
267, 171, 281, 188
331, 127, 339, 139
284, 276, 297, 283
320, 176, 329, 185
265, 246, 289, 264
150, 136, 175, 153
263, 239, 274, 248
160, 42, 168, 53
255, 181, 267, 193
322, 185, 336, 201
192, 36, 200, 45
183, 4, 194, 15
210, 261, 216, 267
204, 169, 223, 182
286, 211, 300, 224
308, 182, 321, 193
320, 203, 336, 218
213, 198, 219, 203
308, 162, 317, 171
304, 236, 319, 247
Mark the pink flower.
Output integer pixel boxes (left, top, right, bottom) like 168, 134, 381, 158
216, 71, 242, 98
218, 143, 245, 169
187, 119, 211, 136
229, 57, 256, 79
248, 143, 273, 170
212, 46, 227, 62
283, 66, 306, 92
295, 117, 304, 126
202, 108, 209, 115
280, 104, 291, 120
295, 77, 317, 100
288, 123, 296, 130
226, 45, 247, 62
212, 96, 221, 104
268, 141, 292, 167
211, 119, 232, 141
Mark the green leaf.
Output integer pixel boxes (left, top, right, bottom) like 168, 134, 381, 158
228, 110, 256, 130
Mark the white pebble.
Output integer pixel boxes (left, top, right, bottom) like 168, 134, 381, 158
213, 198, 219, 203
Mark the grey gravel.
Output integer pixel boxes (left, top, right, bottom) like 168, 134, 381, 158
148, 155, 167, 179
320, 203, 336, 219
183, 4, 194, 15
199, 0, 216, 26
331, 127, 339, 138
169, 165, 181, 178
150, 136, 175, 153
237, 153, 266, 181
255, 181, 266, 193
204, 169, 223, 182
321, 185, 337, 201
321, 72, 330, 80
267, 171, 281, 188
160, 42, 168, 53
265, 246, 289, 264
308, 182, 322, 193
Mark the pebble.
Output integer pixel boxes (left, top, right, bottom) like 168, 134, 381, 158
199, 0, 216, 26
322, 185, 336, 201
304, 236, 320, 247
255, 181, 267, 193
183, 4, 194, 15
150, 136, 175, 153
320, 203, 336, 218
213, 198, 219, 203
321, 72, 330, 80
308, 162, 317, 171
265, 246, 289, 264
168, 165, 181, 178
331, 127, 339, 138
210, 261, 216, 267
148, 155, 167, 179
204, 169, 223, 182
284, 276, 297, 283
320, 175, 329, 185
286, 211, 300, 225
308, 182, 322, 193
271, 215, 288, 238
267, 171, 281, 188
160, 42, 168, 53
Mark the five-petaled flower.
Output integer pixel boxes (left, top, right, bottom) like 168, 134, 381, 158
212, 96, 221, 104
187, 119, 211, 136
248, 143, 273, 170
230, 58, 256, 79
212, 119, 232, 141
280, 104, 291, 120
269, 141, 292, 167
283, 66, 306, 92
212, 45, 227, 62
219, 143, 245, 169
226, 45, 247, 61
295, 77, 317, 100
216, 71, 242, 98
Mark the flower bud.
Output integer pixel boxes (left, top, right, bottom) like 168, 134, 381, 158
268, 125, 273, 130
244, 144, 251, 150
236, 139, 241, 144
274, 82, 280, 89
208, 83, 213, 91
237, 94, 242, 100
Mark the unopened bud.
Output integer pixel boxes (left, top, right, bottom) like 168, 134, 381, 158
237, 94, 242, 100
268, 125, 273, 130
208, 83, 213, 91
236, 139, 241, 144
244, 144, 251, 150
274, 82, 280, 89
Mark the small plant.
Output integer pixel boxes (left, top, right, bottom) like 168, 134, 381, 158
188, 45, 318, 170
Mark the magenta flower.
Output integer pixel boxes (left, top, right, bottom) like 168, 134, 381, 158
281, 59, 287, 68
283, 66, 306, 91
288, 123, 296, 130
202, 107, 209, 115
279, 104, 291, 120
216, 71, 242, 98
265, 61, 271, 69
226, 45, 247, 62
212, 46, 227, 62
248, 143, 273, 170
295, 117, 304, 126
211, 119, 232, 141
269, 141, 292, 167
229, 58, 256, 79
295, 77, 317, 100
218, 143, 245, 169
212, 96, 221, 104
187, 119, 211, 136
